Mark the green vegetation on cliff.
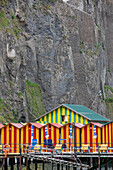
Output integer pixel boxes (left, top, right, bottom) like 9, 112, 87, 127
26, 80, 45, 120
0, 99, 16, 123
104, 85, 113, 119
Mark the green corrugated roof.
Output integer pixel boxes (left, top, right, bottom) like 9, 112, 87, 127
64, 104, 109, 122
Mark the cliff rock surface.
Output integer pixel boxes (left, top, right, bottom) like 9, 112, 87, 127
0, 0, 113, 122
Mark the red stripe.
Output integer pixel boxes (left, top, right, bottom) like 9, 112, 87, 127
23, 127, 26, 144
96, 127, 98, 148
33, 127, 36, 139
111, 123, 113, 148
14, 127, 16, 153
54, 127, 56, 145
108, 124, 110, 147
104, 126, 106, 144
28, 125, 31, 144
75, 127, 77, 147
4, 127, 6, 144
90, 125, 92, 152
9, 126, 11, 146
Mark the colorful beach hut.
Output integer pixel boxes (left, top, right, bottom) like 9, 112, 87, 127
21, 122, 44, 152
46, 123, 62, 147
36, 104, 109, 125
102, 122, 113, 152
60, 123, 83, 152
81, 122, 102, 152
1, 123, 23, 153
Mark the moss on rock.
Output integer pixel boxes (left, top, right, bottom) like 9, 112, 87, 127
26, 80, 45, 120
104, 85, 113, 119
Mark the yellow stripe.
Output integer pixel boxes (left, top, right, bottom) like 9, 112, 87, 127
61, 127, 63, 144
21, 128, 23, 152
12, 125, 14, 153
109, 124, 111, 150
81, 117, 83, 125
41, 128, 43, 147
26, 124, 28, 144
66, 125, 69, 152
36, 128, 39, 144
82, 128, 84, 144
49, 113, 51, 123
102, 127, 104, 144
58, 108, 60, 123
67, 109, 69, 115
71, 111, 74, 122
53, 110, 55, 123
17, 129, 19, 153
7, 125, 9, 144
44, 115, 46, 122
85, 119, 88, 124
98, 128, 101, 145
76, 114, 78, 123
40, 118, 42, 122
62, 107, 65, 115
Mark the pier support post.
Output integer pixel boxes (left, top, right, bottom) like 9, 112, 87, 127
57, 163, 60, 170
73, 166, 76, 170
26, 157, 28, 170
61, 164, 63, 170
5, 158, 7, 170
51, 162, 53, 170
20, 157, 21, 170
112, 158, 113, 168
2, 158, 3, 170
105, 158, 108, 170
43, 162, 44, 170
17, 158, 19, 170
10, 158, 14, 170
35, 160, 37, 170
98, 157, 101, 170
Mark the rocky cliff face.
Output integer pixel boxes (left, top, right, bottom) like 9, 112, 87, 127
0, 0, 113, 122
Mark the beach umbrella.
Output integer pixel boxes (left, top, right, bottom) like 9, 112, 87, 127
93, 125, 97, 152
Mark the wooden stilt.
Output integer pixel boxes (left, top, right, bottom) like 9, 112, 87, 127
105, 158, 108, 170
35, 160, 37, 170
5, 158, 7, 170
61, 164, 63, 170
17, 158, 19, 170
20, 157, 21, 170
11, 158, 14, 170
2, 158, 3, 170
28, 158, 30, 169
112, 158, 113, 168
98, 157, 101, 170
43, 162, 44, 170
26, 157, 28, 170
51, 162, 53, 170
73, 166, 77, 170
57, 163, 60, 170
